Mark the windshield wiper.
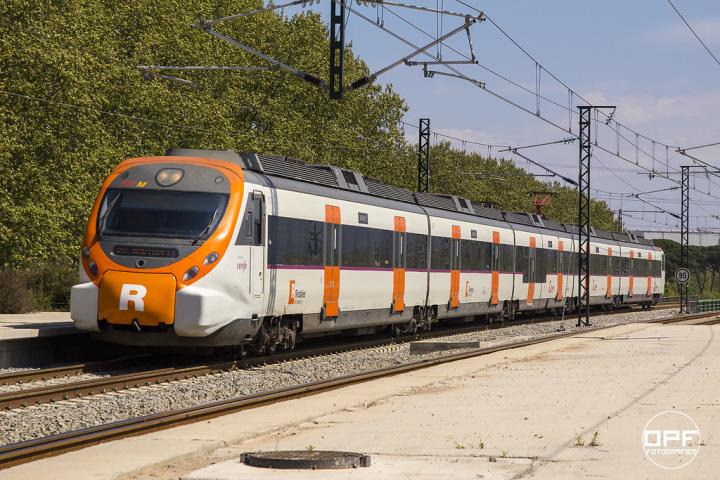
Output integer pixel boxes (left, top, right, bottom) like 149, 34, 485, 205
191, 208, 219, 246
97, 193, 122, 240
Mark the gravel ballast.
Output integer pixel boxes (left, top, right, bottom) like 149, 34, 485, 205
0, 309, 674, 446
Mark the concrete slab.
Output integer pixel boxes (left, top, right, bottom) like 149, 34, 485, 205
0, 312, 74, 340
185, 454, 530, 480
0, 312, 94, 368
409, 340, 480, 353
1, 322, 717, 480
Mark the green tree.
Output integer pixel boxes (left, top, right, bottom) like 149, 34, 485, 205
0, 0, 622, 310
0, 0, 409, 270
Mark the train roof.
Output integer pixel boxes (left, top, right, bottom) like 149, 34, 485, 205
165, 149, 657, 248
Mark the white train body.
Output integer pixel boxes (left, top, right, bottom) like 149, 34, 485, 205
70, 150, 665, 348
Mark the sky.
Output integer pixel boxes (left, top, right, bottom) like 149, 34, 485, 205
273, 0, 720, 232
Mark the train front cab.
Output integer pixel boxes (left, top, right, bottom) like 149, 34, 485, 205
70, 154, 266, 347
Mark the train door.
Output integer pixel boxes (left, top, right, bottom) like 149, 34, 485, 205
491, 231, 500, 305
323, 205, 341, 318
526, 236, 537, 306
249, 190, 265, 297
392, 216, 406, 312
449, 225, 461, 309
556, 240, 564, 301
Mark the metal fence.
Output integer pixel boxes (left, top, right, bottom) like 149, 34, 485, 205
697, 299, 720, 313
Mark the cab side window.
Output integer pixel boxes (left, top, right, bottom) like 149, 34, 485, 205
236, 191, 264, 246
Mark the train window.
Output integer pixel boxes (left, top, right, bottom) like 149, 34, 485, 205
342, 170, 361, 191
461, 239, 480, 271
252, 192, 264, 245
499, 244, 515, 273
358, 212, 368, 224
565, 251, 576, 275
99, 189, 228, 241
548, 241, 553, 248
471, 229, 477, 239
406, 233, 428, 270
238, 211, 253, 244
652, 259, 662, 278
458, 198, 471, 213
235, 192, 264, 246
431, 237, 452, 270
450, 238, 461, 270
267, 216, 323, 266
544, 249, 558, 275
459, 240, 492, 272
621, 257, 632, 276
533, 248, 546, 282
342, 225, 392, 268
517, 246, 531, 282
324, 222, 341, 267
613, 256, 622, 276
393, 230, 407, 269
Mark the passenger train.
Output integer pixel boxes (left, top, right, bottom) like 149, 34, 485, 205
70, 149, 665, 352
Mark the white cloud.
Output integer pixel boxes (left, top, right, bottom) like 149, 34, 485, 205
651, 17, 720, 46
579, 89, 720, 147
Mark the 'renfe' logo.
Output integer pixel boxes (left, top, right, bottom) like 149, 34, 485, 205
119, 284, 147, 312
642, 410, 700, 470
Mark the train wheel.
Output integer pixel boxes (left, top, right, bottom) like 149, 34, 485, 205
391, 324, 402, 338
236, 344, 248, 359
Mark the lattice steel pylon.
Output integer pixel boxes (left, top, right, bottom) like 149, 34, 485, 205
577, 105, 615, 327
680, 165, 690, 314
418, 118, 431, 192
329, 0, 346, 99
577, 106, 592, 327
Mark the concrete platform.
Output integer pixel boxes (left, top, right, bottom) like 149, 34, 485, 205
0, 312, 91, 367
0, 312, 75, 340
1, 322, 717, 479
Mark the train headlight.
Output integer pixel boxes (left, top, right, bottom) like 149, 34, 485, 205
82, 245, 90, 258
89, 260, 99, 277
155, 168, 184, 187
183, 266, 199, 282
203, 252, 219, 265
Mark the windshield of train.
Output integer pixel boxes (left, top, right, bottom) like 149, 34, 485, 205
96, 189, 228, 241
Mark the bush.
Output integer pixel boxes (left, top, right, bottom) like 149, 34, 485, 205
0, 259, 78, 313
26, 259, 78, 311
0, 269, 36, 313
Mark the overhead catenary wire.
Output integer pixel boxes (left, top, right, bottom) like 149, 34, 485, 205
666, 0, 720, 69
370, 2, 679, 179
681, 142, 720, 152
455, 0, 680, 151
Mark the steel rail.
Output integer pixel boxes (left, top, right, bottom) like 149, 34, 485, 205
0, 313, 570, 410
0, 355, 153, 387
650, 312, 720, 325
0, 305, 658, 410
0, 305, 678, 409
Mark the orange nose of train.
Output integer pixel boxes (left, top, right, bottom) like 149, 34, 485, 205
98, 271, 176, 327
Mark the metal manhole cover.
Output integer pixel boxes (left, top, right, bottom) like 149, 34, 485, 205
241, 450, 371, 469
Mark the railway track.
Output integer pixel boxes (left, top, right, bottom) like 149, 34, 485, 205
0, 305, 705, 468
0, 355, 155, 387
0, 305, 661, 411
651, 311, 720, 325
0, 312, 569, 410
0, 319, 632, 468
